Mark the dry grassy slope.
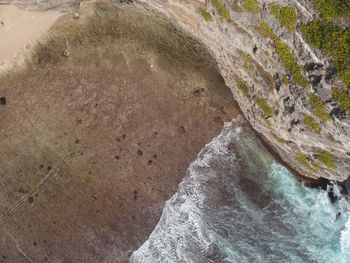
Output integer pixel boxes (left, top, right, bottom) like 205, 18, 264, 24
0, 2, 239, 262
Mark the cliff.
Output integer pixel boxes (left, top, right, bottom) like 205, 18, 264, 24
6, 0, 349, 181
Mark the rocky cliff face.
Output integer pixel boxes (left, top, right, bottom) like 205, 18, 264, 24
131, 0, 350, 182
2, 0, 350, 181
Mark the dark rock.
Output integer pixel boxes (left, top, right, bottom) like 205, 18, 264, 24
115, 156, 120, 160
27, 197, 34, 203
331, 107, 347, 120
252, 45, 257, 54
47, 166, 52, 171
227, 142, 235, 151
39, 164, 44, 169
308, 75, 322, 86
148, 160, 153, 165
273, 73, 282, 92
325, 66, 337, 84
153, 154, 157, 159
290, 119, 300, 130
304, 62, 323, 72
116, 137, 121, 142
137, 150, 143, 156
179, 126, 186, 134
122, 134, 127, 140
0, 97, 6, 105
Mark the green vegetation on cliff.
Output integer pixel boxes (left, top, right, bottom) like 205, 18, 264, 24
270, 5, 298, 32
295, 153, 313, 170
232, 2, 242, 12
243, 0, 259, 13
257, 21, 308, 88
314, 151, 337, 168
303, 114, 321, 134
256, 98, 275, 117
311, 0, 350, 21
301, 20, 350, 88
198, 8, 213, 21
332, 87, 350, 117
236, 78, 250, 98
261, 114, 271, 125
308, 93, 330, 121
212, 0, 230, 21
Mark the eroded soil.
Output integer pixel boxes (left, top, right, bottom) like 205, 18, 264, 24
0, 2, 239, 262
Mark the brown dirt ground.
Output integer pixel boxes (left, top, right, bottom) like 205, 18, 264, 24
0, 2, 239, 262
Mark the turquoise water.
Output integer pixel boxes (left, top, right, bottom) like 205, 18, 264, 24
131, 119, 350, 263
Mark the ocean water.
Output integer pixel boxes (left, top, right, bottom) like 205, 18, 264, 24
130, 119, 350, 263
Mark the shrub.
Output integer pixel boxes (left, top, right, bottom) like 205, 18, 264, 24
311, 0, 350, 21
295, 153, 313, 170
236, 78, 250, 98
270, 5, 298, 32
332, 87, 350, 117
198, 8, 213, 21
257, 65, 264, 72
303, 114, 321, 134
314, 151, 337, 168
282, 76, 288, 84
301, 20, 350, 88
232, 2, 242, 12
308, 93, 330, 121
265, 50, 270, 56
261, 114, 271, 125
212, 0, 230, 21
243, 0, 259, 13
278, 138, 286, 144
257, 21, 309, 88
256, 98, 275, 117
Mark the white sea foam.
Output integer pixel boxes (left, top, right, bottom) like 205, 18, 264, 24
130, 119, 350, 263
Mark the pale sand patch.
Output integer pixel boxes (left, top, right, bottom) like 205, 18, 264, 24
0, 5, 63, 73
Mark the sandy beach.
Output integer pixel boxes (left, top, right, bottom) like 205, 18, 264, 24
0, 5, 62, 73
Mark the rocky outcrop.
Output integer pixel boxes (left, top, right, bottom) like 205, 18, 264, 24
2, 0, 350, 181
129, 0, 350, 182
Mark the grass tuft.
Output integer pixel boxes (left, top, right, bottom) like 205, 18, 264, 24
198, 8, 213, 21
332, 87, 350, 117
301, 20, 350, 88
310, 0, 350, 21
236, 78, 250, 98
256, 98, 275, 117
308, 93, 330, 121
270, 5, 298, 32
295, 153, 313, 170
243, 0, 259, 13
232, 2, 242, 12
211, 0, 230, 21
303, 114, 321, 134
314, 151, 337, 168
257, 21, 308, 88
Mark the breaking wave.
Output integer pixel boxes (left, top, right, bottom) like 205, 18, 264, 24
130, 119, 350, 263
